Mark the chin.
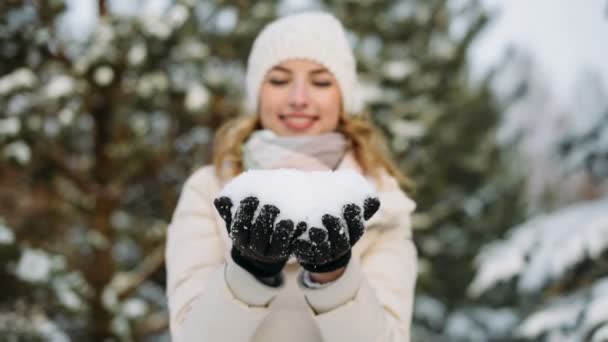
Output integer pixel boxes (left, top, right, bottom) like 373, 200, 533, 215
279, 124, 319, 136
281, 129, 317, 136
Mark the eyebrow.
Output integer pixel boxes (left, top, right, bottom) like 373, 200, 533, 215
271, 66, 330, 75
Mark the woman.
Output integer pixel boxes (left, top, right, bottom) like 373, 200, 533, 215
165, 11, 417, 341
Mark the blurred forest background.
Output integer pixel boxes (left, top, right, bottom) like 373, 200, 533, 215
0, 0, 607, 341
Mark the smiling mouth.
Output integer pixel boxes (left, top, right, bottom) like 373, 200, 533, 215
280, 114, 318, 131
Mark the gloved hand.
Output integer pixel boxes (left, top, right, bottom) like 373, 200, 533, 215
214, 196, 300, 279
293, 197, 380, 273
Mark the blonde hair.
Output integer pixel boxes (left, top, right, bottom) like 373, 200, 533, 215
212, 112, 412, 191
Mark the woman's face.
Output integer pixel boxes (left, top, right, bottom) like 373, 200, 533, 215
258, 59, 342, 136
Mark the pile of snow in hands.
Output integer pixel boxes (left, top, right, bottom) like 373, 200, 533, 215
219, 169, 377, 239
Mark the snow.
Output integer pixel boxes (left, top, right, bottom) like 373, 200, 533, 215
59, 0, 97, 42
357, 77, 383, 104
429, 35, 455, 60
583, 279, 608, 336
470, 196, 608, 296
58, 107, 76, 126
138, 281, 168, 309
15, 249, 52, 283
121, 298, 149, 319
112, 238, 142, 266
517, 277, 608, 341
3, 140, 31, 165
127, 43, 147, 66
517, 298, 583, 339
0, 68, 37, 95
358, 35, 382, 65
43, 75, 75, 99
0, 223, 15, 245
52, 271, 90, 312
175, 127, 211, 153
73, 22, 115, 74
468, 242, 526, 297
560, 100, 608, 179
108, 272, 135, 296
44, 118, 60, 137
478, 309, 519, 337
202, 60, 228, 87
0, 117, 21, 137
110, 315, 131, 338
150, 111, 170, 137
469, 194, 608, 339
129, 113, 149, 136
102, 286, 119, 311
592, 324, 608, 342
87, 230, 109, 249
445, 307, 519, 342
184, 83, 210, 112
110, 210, 132, 231
444, 312, 488, 342
390, 120, 426, 140
414, 295, 446, 328
219, 169, 377, 233
6, 94, 31, 116
54, 283, 83, 311
214, 7, 238, 34
140, 15, 171, 39
34, 315, 70, 342
136, 72, 169, 97
251, 2, 273, 19
93, 66, 114, 86
382, 60, 415, 81
168, 4, 189, 29
277, 0, 324, 16
173, 39, 209, 61
388, 1, 416, 21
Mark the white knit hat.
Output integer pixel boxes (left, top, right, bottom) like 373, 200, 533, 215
245, 12, 362, 116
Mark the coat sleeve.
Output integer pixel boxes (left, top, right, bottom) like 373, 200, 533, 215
166, 168, 282, 342
299, 175, 418, 342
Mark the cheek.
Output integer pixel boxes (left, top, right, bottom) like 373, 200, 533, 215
259, 106, 280, 132
259, 92, 295, 136
321, 112, 340, 132
258, 86, 280, 122
318, 91, 342, 125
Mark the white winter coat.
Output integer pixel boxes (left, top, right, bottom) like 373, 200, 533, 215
165, 153, 417, 341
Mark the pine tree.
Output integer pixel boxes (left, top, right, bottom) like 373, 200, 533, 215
464, 70, 608, 342
0, 0, 258, 339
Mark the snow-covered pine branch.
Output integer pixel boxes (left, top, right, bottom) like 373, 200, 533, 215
517, 277, 608, 342
466, 197, 608, 341
469, 196, 608, 297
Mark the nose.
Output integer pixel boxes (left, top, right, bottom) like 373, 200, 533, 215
288, 79, 310, 110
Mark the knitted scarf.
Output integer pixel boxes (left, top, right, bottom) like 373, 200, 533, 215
242, 130, 348, 171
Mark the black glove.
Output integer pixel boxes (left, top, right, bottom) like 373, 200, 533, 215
293, 197, 380, 273
214, 196, 299, 279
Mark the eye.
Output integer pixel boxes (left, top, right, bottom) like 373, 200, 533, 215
312, 80, 332, 88
269, 78, 289, 86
